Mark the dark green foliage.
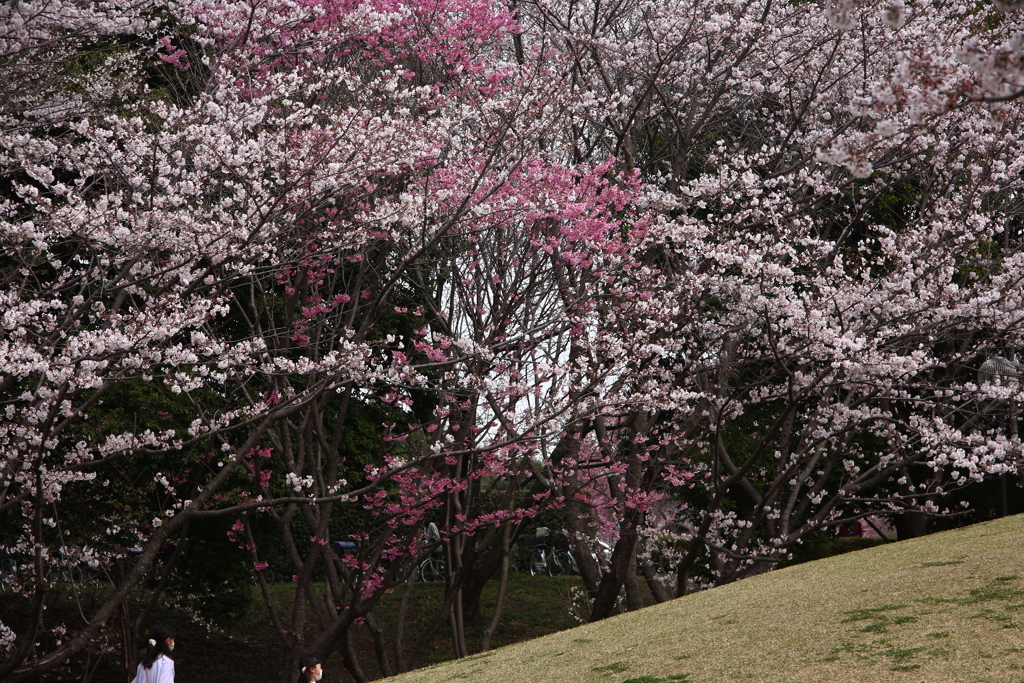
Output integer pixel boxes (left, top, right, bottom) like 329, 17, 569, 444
162, 517, 255, 629
778, 535, 886, 568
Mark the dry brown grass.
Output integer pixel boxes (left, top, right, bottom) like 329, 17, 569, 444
384, 514, 1024, 683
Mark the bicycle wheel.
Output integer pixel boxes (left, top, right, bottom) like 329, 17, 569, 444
253, 568, 276, 586
528, 549, 549, 576
551, 550, 573, 575
1, 558, 18, 593
418, 557, 445, 582
48, 564, 83, 584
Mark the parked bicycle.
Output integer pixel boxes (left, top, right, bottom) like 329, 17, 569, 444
417, 552, 446, 582
332, 527, 452, 583
47, 549, 86, 584
417, 522, 446, 582
252, 565, 276, 586
0, 548, 18, 593
523, 528, 574, 576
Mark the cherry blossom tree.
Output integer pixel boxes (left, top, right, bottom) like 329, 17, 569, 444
509, 0, 1024, 614
4, 0, 1024, 678
0, 0, 646, 678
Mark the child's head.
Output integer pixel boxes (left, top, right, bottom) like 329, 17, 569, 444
142, 624, 176, 668
298, 654, 323, 683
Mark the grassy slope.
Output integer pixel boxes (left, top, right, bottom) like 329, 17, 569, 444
386, 514, 1024, 683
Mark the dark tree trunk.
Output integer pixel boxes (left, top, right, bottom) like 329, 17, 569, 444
340, 628, 368, 683
624, 554, 643, 611
588, 517, 640, 621
639, 560, 672, 604
895, 511, 930, 539
459, 539, 505, 624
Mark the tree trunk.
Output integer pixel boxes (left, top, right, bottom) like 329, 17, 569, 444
895, 511, 929, 539
479, 525, 512, 652
340, 627, 368, 683
391, 571, 417, 672
459, 538, 504, 625
365, 614, 393, 678
624, 553, 643, 611
639, 560, 672, 604
588, 519, 639, 621
675, 538, 704, 598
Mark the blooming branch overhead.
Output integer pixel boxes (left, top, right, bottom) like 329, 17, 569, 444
2, 0, 1024, 678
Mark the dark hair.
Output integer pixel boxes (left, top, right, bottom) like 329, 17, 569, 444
142, 624, 175, 669
297, 654, 322, 683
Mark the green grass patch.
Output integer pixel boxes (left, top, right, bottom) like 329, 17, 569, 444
963, 582, 1024, 604
842, 604, 907, 621
883, 645, 925, 662
593, 662, 630, 674
843, 604, 918, 633
621, 677, 691, 683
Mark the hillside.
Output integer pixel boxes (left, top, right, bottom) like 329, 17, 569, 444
385, 514, 1024, 683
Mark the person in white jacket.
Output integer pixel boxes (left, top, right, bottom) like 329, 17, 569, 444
132, 624, 176, 683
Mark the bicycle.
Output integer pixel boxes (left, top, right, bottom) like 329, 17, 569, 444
417, 554, 446, 582
1, 549, 18, 593
416, 522, 446, 582
524, 531, 574, 576
46, 549, 85, 585
252, 566, 276, 586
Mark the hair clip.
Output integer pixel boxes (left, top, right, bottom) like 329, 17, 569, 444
148, 639, 157, 646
